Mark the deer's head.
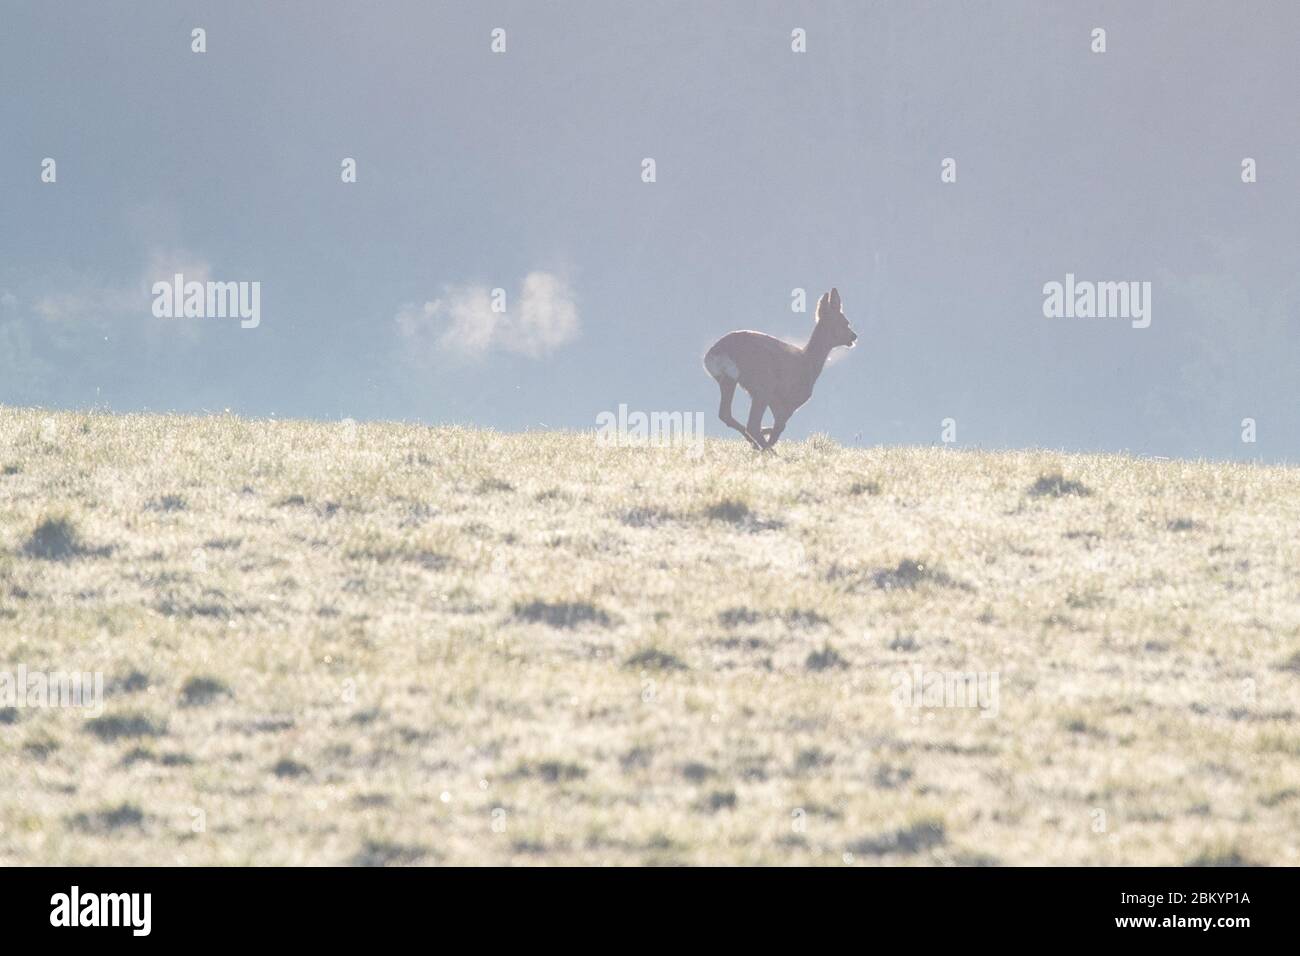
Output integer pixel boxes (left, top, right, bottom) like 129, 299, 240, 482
815, 288, 857, 348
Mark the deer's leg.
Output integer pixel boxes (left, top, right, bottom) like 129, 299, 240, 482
717, 378, 762, 449
763, 408, 793, 449
746, 398, 769, 452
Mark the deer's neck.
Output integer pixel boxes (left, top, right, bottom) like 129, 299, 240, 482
799, 325, 836, 386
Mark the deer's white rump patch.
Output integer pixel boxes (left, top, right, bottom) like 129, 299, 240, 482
704, 351, 739, 381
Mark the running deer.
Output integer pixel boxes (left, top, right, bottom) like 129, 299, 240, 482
703, 287, 857, 450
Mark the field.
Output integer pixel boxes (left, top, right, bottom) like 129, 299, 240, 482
1, 406, 1298, 865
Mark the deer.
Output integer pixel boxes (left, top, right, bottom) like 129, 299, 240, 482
703, 287, 857, 451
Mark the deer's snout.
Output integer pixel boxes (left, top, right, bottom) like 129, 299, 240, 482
847, 330, 858, 347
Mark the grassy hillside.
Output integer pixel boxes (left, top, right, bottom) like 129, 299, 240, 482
1, 406, 1298, 865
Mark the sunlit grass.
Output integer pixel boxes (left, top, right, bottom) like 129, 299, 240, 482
0, 406, 1297, 865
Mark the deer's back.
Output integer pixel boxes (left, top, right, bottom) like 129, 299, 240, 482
705, 330, 805, 400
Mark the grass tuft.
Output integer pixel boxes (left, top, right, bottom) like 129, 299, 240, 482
67, 803, 146, 834
350, 840, 429, 867
625, 648, 688, 671
805, 643, 848, 671
21, 515, 108, 560
704, 498, 753, 524
1028, 473, 1091, 498
179, 676, 232, 707
513, 599, 613, 629
848, 818, 947, 857
86, 713, 166, 742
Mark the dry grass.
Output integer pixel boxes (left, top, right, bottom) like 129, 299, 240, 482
1, 406, 1298, 865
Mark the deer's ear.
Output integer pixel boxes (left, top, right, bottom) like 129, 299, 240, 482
815, 292, 830, 318
829, 287, 842, 310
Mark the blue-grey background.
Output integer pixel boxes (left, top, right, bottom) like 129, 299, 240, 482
2, 1, 1297, 460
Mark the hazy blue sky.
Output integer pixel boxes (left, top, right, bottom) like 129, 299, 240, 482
2, 1, 1297, 460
